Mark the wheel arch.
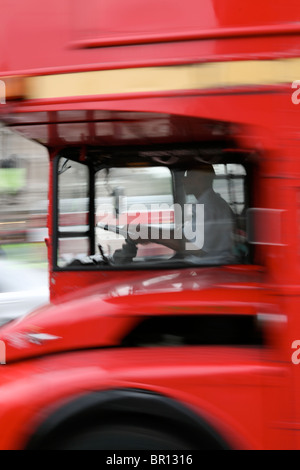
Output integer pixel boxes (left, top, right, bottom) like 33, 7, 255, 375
25, 388, 233, 450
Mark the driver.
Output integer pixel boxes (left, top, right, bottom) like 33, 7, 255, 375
112, 163, 236, 264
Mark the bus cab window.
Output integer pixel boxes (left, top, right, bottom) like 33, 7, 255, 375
55, 154, 249, 269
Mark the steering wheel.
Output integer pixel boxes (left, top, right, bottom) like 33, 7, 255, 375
97, 223, 138, 264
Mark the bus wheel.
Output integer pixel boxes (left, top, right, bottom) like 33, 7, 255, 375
53, 423, 192, 450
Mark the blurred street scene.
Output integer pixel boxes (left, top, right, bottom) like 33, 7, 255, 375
0, 125, 49, 325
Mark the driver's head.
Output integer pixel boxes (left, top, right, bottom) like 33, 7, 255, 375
183, 164, 215, 198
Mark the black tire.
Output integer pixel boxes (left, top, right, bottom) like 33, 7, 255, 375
52, 423, 191, 450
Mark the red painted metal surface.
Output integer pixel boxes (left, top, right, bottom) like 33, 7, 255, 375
0, 266, 266, 361
0, 0, 299, 74
0, 347, 282, 450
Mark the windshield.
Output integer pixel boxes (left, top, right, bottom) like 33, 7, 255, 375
55, 152, 249, 269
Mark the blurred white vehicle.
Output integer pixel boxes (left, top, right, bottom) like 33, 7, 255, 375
0, 260, 49, 327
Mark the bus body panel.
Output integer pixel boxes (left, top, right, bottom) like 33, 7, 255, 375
0, 347, 288, 450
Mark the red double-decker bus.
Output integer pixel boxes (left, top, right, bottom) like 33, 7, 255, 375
0, 0, 300, 450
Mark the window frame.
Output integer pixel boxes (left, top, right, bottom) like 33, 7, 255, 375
52, 155, 95, 270
52, 151, 251, 272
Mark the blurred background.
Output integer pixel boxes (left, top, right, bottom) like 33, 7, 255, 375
0, 127, 49, 325
0, 126, 49, 266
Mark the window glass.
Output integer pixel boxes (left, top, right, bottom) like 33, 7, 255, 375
213, 164, 246, 215
95, 167, 175, 263
58, 237, 90, 266
56, 157, 249, 269
58, 159, 89, 230
57, 158, 90, 267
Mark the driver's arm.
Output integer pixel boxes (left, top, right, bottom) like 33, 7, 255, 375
126, 224, 186, 252
126, 222, 207, 256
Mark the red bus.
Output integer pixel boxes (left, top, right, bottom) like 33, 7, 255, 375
0, 0, 300, 450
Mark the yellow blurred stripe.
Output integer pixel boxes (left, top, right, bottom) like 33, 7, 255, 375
20, 58, 300, 99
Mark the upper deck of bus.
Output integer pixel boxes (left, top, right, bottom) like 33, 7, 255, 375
0, 0, 299, 148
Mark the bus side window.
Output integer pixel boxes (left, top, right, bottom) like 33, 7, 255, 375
213, 164, 249, 262
56, 158, 91, 267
